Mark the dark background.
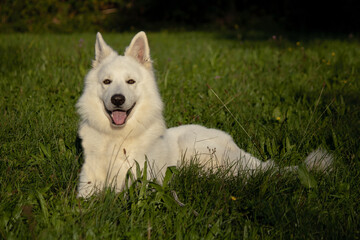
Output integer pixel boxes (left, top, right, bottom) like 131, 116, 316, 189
1, 0, 359, 36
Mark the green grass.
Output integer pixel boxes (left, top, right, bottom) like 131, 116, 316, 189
1, 32, 359, 239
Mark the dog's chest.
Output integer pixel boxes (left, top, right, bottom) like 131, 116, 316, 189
101, 138, 148, 165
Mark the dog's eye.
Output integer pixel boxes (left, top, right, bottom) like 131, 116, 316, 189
103, 79, 112, 85
126, 79, 136, 84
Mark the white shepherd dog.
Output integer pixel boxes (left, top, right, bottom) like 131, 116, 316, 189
76, 32, 332, 197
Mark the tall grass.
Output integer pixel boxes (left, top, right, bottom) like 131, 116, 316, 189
0, 32, 359, 239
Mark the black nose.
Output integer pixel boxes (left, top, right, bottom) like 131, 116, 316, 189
111, 94, 125, 106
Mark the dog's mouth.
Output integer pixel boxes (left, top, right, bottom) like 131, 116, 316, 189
105, 103, 136, 127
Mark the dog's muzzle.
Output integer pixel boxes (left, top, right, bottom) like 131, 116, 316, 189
105, 102, 136, 127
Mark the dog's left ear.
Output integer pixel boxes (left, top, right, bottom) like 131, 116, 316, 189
93, 32, 116, 68
125, 31, 152, 70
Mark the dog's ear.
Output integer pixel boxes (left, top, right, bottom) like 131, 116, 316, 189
93, 32, 116, 68
125, 31, 152, 70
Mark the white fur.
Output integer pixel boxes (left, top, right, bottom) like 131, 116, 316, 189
76, 32, 332, 197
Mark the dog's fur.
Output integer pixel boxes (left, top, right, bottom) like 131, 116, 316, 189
76, 32, 331, 197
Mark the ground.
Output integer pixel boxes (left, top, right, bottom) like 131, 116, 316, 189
0, 32, 359, 239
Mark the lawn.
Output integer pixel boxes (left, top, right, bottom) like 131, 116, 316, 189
0, 32, 359, 239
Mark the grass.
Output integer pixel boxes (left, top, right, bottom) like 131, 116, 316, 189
0, 32, 359, 239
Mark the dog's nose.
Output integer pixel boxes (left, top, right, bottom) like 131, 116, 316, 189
111, 94, 126, 106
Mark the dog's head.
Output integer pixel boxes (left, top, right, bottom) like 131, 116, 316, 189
77, 32, 164, 134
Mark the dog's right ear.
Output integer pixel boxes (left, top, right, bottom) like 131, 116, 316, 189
125, 31, 152, 70
93, 32, 115, 68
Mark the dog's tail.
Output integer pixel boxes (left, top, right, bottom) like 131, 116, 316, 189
304, 148, 333, 172
265, 148, 334, 174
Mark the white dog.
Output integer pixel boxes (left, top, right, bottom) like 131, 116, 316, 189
76, 32, 331, 197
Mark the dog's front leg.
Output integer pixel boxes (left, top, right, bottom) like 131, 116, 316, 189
77, 162, 106, 198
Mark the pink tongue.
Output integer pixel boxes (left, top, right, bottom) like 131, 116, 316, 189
111, 111, 127, 125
